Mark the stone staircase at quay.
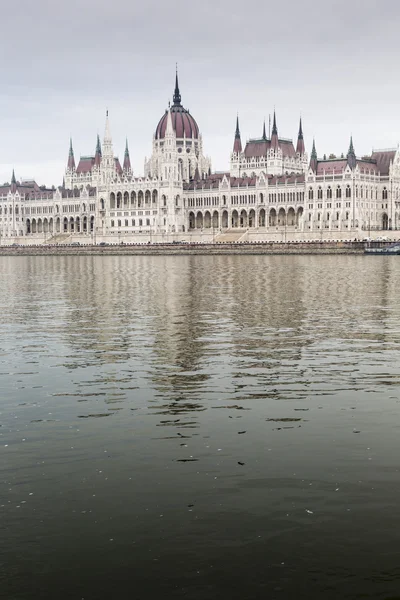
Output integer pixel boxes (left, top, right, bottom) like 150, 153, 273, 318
214, 229, 247, 243
44, 233, 72, 245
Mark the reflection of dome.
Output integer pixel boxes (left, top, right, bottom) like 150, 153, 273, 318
155, 72, 199, 140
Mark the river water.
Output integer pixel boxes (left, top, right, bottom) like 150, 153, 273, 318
1, 254, 400, 599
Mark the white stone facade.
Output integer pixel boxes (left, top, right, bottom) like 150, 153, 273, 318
1, 74, 400, 243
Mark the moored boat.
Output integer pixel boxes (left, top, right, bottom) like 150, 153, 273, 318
364, 244, 400, 255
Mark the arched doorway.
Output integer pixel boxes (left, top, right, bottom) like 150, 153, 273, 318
296, 207, 303, 226
232, 210, 239, 228
204, 211, 211, 228
382, 213, 389, 230
212, 211, 219, 228
269, 208, 277, 226
287, 207, 295, 226
259, 208, 266, 227
278, 208, 286, 226
222, 211, 228, 229
196, 212, 203, 229
248, 209, 255, 227
189, 212, 195, 229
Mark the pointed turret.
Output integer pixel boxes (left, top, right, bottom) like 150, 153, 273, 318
310, 139, 318, 172
94, 134, 102, 167
165, 108, 175, 138
173, 65, 181, 106
262, 119, 267, 140
67, 138, 75, 170
11, 169, 17, 193
123, 138, 131, 172
271, 110, 279, 150
347, 135, 356, 169
233, 115, 242, 154
296, 118, 305, 155
104, 109, 112, 143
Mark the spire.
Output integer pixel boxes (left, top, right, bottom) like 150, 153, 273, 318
94, 134, 102, 166
10, 168, 17, 193
123, 138, 131, 172
67, 137, 75, 170
272, 110, 277, 135
233, 114, 242, 154
165, 108, 175, 138
104, 109, 112, 142
310, 138, 318, 172
262, 119, 267, 140
347, 135, 356, 170
296, 117, 305, 155
173, 64, 181, 106
271, 110, 279, 150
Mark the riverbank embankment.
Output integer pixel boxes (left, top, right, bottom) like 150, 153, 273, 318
0, 241, 375, 256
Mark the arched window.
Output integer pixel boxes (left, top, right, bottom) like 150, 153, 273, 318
346, 186, 351, 198
336, 186, 342, 199
317, 187, 322, 199
383, 187, 388, 200
345, 212, 349, 220
118, 220, 121, 227
308, 188, 314, 200
336, 212, 339, 221
327, 212, 330, 220
327, 187, 332, 199
111, 220, 115, 227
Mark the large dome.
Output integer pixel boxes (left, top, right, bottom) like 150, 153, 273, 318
155, 72, 199, 140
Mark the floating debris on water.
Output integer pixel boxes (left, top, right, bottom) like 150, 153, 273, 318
266, 418, 302, 422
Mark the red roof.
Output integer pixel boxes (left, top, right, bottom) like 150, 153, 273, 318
76, 157, 95, 174
155, 105, 199, 139
115, 158, 123, 175
183, 172, 304, 190
244, 138, 296, 159
316, 160, 347, 175
233, 136, 242, 154
371, 150, 396, 176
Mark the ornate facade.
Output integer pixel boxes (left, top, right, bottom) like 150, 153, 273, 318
1, 71, 399, 243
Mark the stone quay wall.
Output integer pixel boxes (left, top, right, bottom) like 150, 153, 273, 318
0, 241, 377, 256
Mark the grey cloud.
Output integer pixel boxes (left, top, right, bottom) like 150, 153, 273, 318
1, 0, 400, 185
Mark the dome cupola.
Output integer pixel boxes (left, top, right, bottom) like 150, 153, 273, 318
155, 69, 199, 140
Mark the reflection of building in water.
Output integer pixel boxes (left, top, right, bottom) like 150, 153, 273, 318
2, 70, 400, 243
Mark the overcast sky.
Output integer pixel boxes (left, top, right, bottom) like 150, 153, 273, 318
0, 0, 399, 186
